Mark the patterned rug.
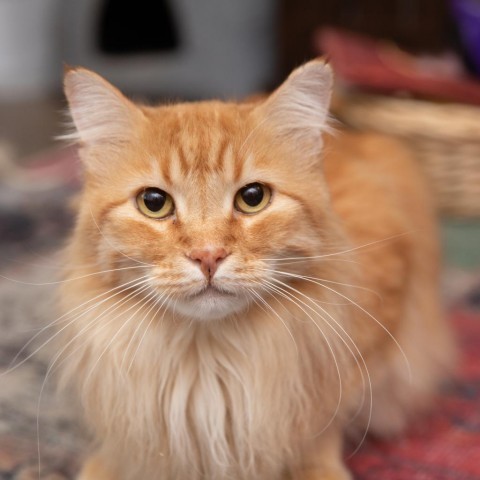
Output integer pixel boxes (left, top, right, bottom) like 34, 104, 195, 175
0, 147, 479, 480
348, 309, 480, 479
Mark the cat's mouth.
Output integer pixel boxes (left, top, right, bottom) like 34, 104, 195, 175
189, 284, 236, 299
170, 283, 247, 320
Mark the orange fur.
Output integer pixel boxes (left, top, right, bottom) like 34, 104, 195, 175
58, 61, 455, 480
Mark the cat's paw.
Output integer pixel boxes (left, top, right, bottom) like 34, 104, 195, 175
293, 466, 352, 480
77, 456, 116, 480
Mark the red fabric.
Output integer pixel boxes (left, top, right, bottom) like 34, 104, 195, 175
348, 310, 480, 479
315, 27, 480, 106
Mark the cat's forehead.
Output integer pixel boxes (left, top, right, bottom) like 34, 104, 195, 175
142, 101, 260, 187
149, 101, 252, 140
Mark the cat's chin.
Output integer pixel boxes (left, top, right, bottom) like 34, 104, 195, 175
169, 286, 249, 321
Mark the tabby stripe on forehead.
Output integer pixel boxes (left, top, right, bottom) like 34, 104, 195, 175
177, 143, 189, 175
217, 141, 237, 183
160, 153, 172, 185
213, 137, 229, 172
232, 145, 244, 183
166, 148, 185, 185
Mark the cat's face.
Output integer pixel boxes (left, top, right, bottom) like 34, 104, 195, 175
64, 62, 333, 320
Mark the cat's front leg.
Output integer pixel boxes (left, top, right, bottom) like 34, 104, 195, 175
77, 455, 117, 480
294, 467, 351, 480
293, 427, 352, 480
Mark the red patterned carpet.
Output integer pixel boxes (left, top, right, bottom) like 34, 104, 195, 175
348, 309, 480, 480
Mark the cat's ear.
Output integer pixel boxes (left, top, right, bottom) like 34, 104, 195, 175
258, 59, 333, 158
63, 67, 144, 145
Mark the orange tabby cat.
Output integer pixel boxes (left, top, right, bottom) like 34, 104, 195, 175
59, 60, 454, 480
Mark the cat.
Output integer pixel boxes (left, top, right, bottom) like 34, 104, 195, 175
58, 60, 455, 480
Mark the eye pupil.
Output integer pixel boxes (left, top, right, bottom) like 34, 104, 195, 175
136, 187, 174, 219
143, 188, 166, 212
240, 184, 264, 207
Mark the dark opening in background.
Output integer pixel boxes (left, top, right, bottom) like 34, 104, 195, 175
98, 0, 179, 55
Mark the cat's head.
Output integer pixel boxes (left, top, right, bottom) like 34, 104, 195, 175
64, 61, 334, 320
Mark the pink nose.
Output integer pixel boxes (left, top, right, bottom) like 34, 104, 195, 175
187, 247, 229, 280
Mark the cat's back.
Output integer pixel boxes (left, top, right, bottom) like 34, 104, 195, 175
323, 130, 445, 350
322, 130, 454, 436
323, 130, 437, 243
322, 130, 439, 301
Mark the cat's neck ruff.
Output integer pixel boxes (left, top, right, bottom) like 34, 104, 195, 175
60, 282, 345, 480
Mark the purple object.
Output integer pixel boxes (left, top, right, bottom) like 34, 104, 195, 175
450, 0, 480, 75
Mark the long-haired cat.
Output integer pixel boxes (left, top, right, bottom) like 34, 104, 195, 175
59, 60, 454, 480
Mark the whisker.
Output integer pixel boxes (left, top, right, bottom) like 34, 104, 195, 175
88, 207, 155, 267
247, 287, 298, 357
84, 284, 157, 383
258, 267, 382, 301
2, 276, 152, 376
1, 245, 136, 271
267, 258, 363, 267
126, 291, 173, 373
34, 282, 150, 480
119, 289, 166, 371
260, 231, 413, 262
0, 264, 150, 287
267, 277, 373, 447
257, 279, 344, 433
48, 283, 154, 379
7, 275, 152, 369
270, 270, 412, 382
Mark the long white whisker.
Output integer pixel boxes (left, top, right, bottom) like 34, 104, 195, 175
1, 250, 123, 271
259, 279, 344, 434
267, 277, 373, 447
84, 284, 157, 383
271, 270, 412, 382
119, 289, 166, 371
126, 291, 173, 373
247, 287, 298, 357
257, 267, 383, 302
48, 283, 153, 380
8, 275, 152, 369
267, 257, 363, 267
0, 264, 149, 287
34, 283, 150, 480
261, 232, 413, 262
88, 207, 155, 267
3, 276, 152, 376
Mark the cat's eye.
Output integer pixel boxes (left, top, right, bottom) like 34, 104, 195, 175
136, 187, 175, 219
234, 183, 271, 214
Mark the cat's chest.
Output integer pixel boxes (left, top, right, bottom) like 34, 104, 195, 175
117, 326, 303, 478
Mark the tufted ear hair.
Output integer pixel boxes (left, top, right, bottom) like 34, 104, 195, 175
62, 67, 144, 146
258, 59, 333, 158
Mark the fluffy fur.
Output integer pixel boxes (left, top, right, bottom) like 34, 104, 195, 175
58, 61, 455, 480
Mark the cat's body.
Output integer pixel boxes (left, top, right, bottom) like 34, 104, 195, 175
59, 61, 454, 480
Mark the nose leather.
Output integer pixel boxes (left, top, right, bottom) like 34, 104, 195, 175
188, 247, 229, 280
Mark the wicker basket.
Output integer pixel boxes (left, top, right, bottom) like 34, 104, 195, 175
334, 92, 480, 218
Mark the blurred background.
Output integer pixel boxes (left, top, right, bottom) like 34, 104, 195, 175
0, 1, 479, 479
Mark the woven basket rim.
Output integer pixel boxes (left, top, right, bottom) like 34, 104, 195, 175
340, 93, 480, 141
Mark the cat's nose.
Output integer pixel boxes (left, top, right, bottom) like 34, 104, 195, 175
187, 247, 229, 280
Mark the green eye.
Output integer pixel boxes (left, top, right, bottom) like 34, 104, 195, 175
234, 183, 271, 214
136, 187, 175, 219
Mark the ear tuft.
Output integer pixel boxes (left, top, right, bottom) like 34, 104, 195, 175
260, 60, 333, 157
62, 68, 143, 145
